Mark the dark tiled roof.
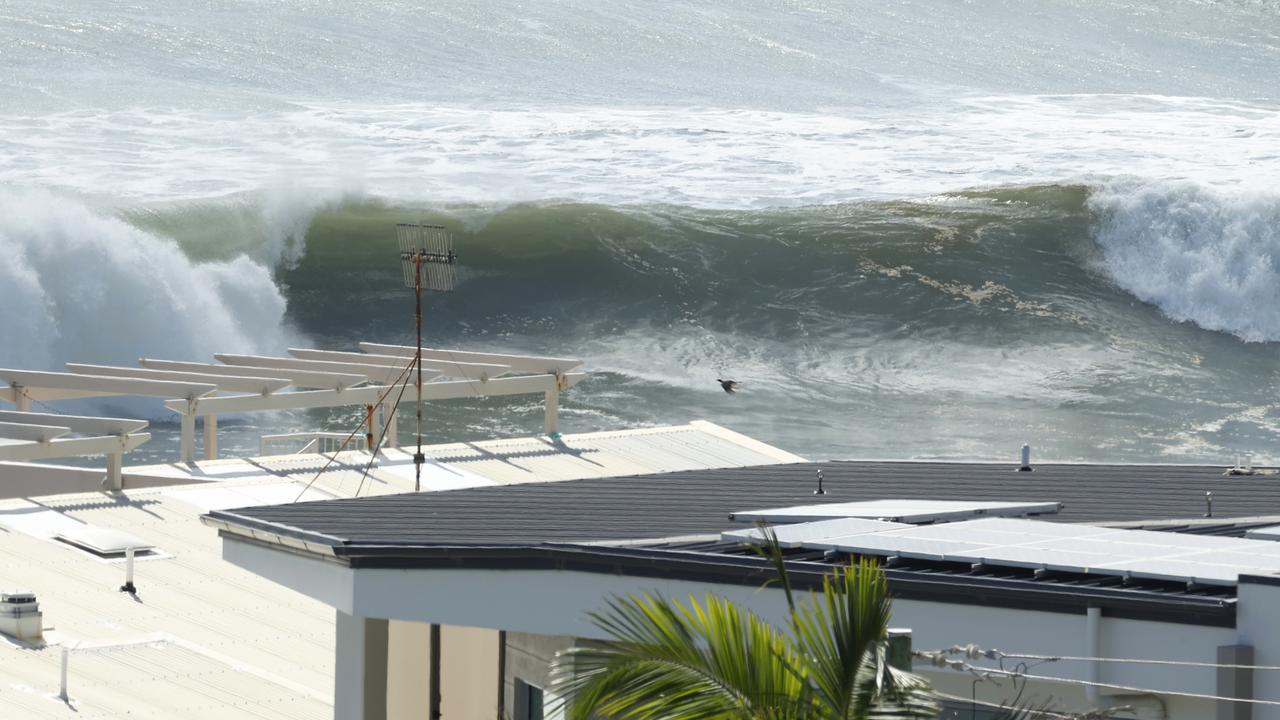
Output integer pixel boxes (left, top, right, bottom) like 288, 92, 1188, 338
209, 460, 1278, 548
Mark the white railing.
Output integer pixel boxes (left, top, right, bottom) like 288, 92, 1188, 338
259, 432, 368, 457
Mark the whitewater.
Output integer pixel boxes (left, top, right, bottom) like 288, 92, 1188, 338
3, 0, 1280, 463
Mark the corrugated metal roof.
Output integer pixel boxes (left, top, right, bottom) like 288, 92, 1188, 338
0, 421, 801, 719
0, 639, 331, 720
209, 459, 1280, 549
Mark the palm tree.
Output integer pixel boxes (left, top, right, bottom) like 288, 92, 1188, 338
549, 530, 940, 720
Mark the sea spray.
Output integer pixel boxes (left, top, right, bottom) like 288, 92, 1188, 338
0, 189, 296, 372
1089, 180, 1280, 342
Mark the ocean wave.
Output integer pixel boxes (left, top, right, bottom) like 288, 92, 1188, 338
0, 188, 298, 375
1090, 179, 1280, 342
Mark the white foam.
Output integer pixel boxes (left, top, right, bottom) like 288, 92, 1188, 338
1090, 180, 1280, 342
0, 188, 296, 385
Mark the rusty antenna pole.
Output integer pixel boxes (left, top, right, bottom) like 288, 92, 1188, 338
397, 223, 456, 492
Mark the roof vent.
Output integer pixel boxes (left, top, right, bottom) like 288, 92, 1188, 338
0, 591, 42, 640
1018, 443, 1032, 472
1229, 455, 1255, 476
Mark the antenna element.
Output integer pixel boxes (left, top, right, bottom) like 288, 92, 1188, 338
397, 224, 457, 491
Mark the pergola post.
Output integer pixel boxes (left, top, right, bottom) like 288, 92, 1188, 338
180, 408, 196, 464
104, 452, 123, 491
383, 404, 398, 449
543, 388, 559, 434
13, 385, 29, 412
203, 414, 218, 460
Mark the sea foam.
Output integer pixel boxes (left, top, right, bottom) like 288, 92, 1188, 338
1090, 180, 1280, 342
0, 189, 296, 371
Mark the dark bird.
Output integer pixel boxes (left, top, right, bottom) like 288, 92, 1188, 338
717, 378, 740, 394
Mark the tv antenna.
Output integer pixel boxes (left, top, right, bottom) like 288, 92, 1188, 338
397, 223, 456, 492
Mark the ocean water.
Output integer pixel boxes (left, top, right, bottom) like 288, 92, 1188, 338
2, 1, 1280, 464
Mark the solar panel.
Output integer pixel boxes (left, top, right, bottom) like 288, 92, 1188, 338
1247, 525, 1280, 541
730, 499, 1063, 524
796, 517, 1280, 586
720, 517, 909, 548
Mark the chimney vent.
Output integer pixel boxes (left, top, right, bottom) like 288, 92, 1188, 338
1018, 444, 1033, 472
0, 591, 43, 640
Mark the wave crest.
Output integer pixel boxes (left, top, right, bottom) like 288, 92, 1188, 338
1090, 180, 1280, 342
0, 189, 297, 372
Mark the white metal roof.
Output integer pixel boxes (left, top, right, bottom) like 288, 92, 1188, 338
762, 516, 1280, 586
729, 499, 1063, 524
1247, 524, 1280, 540
0, 420, 800, 719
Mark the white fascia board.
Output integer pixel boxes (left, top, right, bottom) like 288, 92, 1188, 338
140, 358, 368, 391
220, 534, 354, 613
0, 432, 149, 461
359, 342, 583, 374
0, 410, 147, 436
67, 363, 292, 395
0, 420, 71, 443
215, 354, 444, 385
288, 348, 512, 380
0, 368, 216, 399
165, 372, 586, 415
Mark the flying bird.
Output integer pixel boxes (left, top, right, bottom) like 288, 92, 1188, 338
718, 378, 740, 394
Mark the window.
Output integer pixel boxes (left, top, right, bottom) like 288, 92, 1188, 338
515, 678, 544, 720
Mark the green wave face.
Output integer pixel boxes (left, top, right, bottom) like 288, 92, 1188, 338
122, 184, 1272, 464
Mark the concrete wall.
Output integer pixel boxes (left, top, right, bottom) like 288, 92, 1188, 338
442, 626, 501, 720
386, 621, 503, 720
503, 632, 575, 720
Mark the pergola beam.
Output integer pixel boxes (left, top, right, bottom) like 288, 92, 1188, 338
0, 421, 71, 443
67, 363, 292, 396
359, 342, 582, 375
165, 373, 586, 415
0, 368, 216, 401
214, 354, 445, 386
0, 411, 147, 436
287, 348, 510, 381
0, 433, 150, 462
140, 358, 368, 391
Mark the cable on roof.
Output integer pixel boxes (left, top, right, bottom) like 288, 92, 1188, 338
353, 363, 414, 499
291, 355, 417, 503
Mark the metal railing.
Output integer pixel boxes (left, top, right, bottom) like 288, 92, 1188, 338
259, 432, 367, 457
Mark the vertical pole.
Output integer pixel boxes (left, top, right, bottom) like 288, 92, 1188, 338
384, 404, 398, 449
496, 630, 507, 720
429, 623, 442, 720
105, 452, 123, 491
365, 404, 375, 452
886, 628, 912, 671
203, 414, 218, 460
59, 645, 69, 701
1217, 644, 1254, 720
415, 256, 424, 493
180, 412, 196, 464
1085, 606, 1102, 708
544, 388, 559, 435
14, 385, 30, 412
121, 546, 136, 594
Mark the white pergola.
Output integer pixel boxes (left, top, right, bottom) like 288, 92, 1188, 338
0, 410, 150, 490
0, 343, 585, 465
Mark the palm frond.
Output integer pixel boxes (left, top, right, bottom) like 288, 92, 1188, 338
551, 592, 816, 720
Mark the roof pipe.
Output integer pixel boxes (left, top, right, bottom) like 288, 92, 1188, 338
1085, 606, 1167, 719
1086, 606, 1102, 708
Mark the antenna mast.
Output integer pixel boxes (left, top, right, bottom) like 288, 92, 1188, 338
397, 223, 456, 491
